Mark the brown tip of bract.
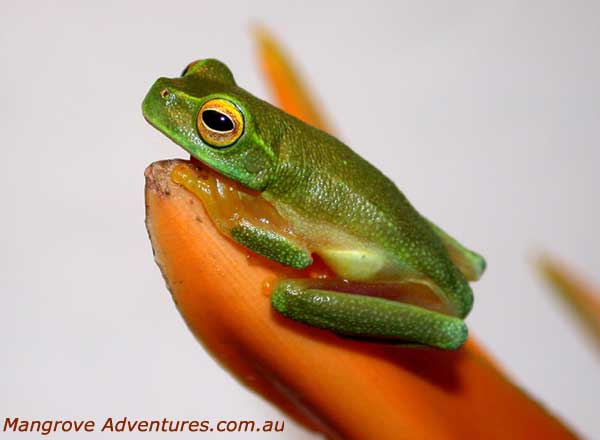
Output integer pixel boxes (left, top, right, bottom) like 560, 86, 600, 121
145, 159, 185, 197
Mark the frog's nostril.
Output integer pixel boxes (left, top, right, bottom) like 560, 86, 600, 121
160, 88, 170, 99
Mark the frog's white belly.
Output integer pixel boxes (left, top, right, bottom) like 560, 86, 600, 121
318, 248, 388, 281
267, 196, 416, 281
288, 213, 413, 281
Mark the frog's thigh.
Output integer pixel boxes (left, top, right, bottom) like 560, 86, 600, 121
271, 279, 467, 350
231, 223, 312, 269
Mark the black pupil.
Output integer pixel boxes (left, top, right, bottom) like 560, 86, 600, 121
202, 110, 234, 132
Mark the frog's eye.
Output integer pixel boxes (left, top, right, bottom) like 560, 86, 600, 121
197, 98, 244, 148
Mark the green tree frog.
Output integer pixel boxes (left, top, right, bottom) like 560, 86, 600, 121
142, 59, 486, 350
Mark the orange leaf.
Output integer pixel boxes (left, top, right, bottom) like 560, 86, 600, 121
253, 25, 330, 131
538, 255, 600, 352
145, 160, 575, 439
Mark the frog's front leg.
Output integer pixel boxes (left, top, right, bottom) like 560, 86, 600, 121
171, 163, 312, 269
271, 279, 467, 350
230, 223, 312, 269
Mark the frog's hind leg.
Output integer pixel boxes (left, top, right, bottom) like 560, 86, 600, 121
425, 219, 486, 282
271, 279, 467, 350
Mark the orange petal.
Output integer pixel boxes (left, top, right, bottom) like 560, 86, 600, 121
253, 25, 330, 131
538, 255, 600, 352
145, 160, 575, 439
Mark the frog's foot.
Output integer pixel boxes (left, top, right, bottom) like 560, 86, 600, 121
271, 279, 467, 350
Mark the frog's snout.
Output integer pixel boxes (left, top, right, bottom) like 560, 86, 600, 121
142, 77, 171, 124
159, 88, 171, 99
156, 77, 173, 100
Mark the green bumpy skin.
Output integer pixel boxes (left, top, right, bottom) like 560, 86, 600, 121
230, 224, 312, 269
272, 281, 468, 350
142, 58, 486, 350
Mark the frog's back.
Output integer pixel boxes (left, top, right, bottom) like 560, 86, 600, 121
265, 116, 472, 316
267, 118, 437, 257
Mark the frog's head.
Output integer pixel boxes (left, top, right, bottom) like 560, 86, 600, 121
143, 59, 277, 190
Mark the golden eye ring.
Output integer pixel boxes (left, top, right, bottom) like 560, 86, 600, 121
197, 98, 244, 148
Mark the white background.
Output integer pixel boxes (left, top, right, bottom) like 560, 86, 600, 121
2, 1, 599, 438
